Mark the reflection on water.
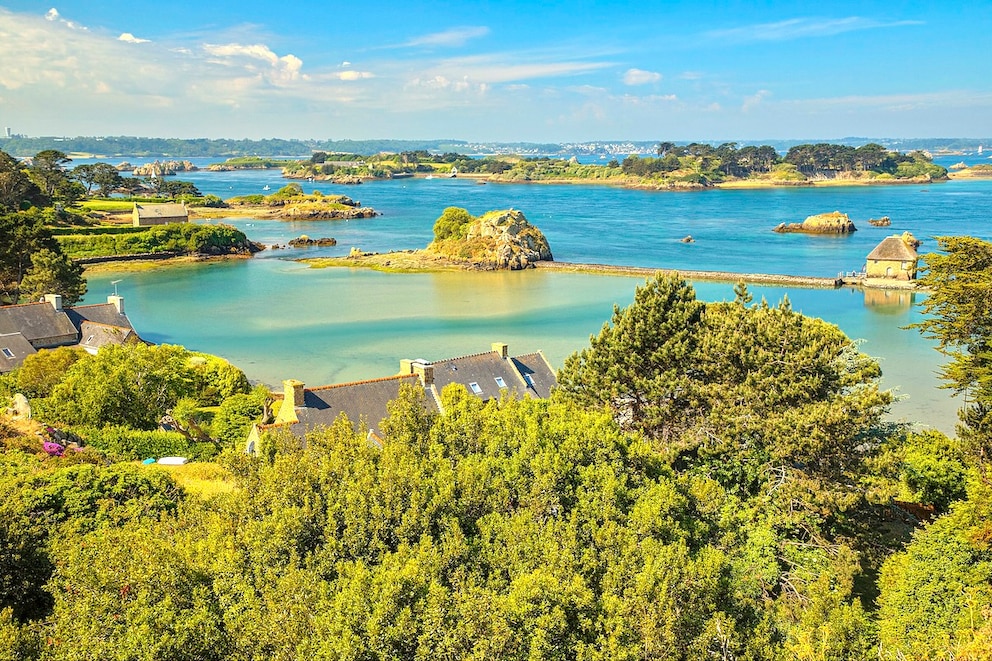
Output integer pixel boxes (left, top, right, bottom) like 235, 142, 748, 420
863, 288, 916, 314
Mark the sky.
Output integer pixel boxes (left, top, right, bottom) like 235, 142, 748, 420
0, 1, 990, 142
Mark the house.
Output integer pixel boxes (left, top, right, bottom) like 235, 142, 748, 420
246, 342, 558, 453
0, 294, 141, 372
865, 233, 920, 281
132, 202, 188, 227
246, 373, 434, 454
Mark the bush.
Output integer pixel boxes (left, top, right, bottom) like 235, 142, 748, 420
432, 206, 475, 241
75, 425, 191, 461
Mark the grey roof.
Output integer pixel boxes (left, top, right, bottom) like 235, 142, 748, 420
510, 352, 557, 399
78, 321, 138, 351
0, 332, 37, 372
134, 203, 187, 219
66, 303, 134, 332
0, 302, 78, 347
429, 350, 529, 401
867, 236, 918, 261
281, 373, 436, 439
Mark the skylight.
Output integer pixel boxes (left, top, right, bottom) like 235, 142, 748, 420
523, 374, 535, 387
1, 348, 13, 359
495, 377, 506, 388
469, 382, 483, 394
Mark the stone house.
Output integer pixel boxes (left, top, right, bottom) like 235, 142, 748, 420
866, 233, 920, 281
0, 294, 141, 372
246, 342, 558, 453
132, 202, 188, 227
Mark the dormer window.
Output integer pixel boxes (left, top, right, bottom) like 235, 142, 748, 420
1, 348, 13, 359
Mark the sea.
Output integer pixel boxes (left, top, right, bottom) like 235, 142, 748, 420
78, 153, 992, 434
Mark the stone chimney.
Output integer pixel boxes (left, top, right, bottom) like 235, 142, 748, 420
284, 379, 305, 407
412, 361, 434, 387
43, 294, 63, 311
492, 342, 509, 359
399, 358, 414, 375
108, 295, 125, 315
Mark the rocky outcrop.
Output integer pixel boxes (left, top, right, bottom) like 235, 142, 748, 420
775, 211, 857, 234
868, 216, 892, 227
132, 160, 198, 176
288, 235, 337, 247
279, 204, 377, 220
430, 209, 553, 270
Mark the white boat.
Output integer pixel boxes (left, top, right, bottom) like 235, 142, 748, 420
425, 174, 434, 180
263, 185, 271, 191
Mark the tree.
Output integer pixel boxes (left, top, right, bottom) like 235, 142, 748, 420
557, 274, 706, 444
72, 162, 122, 197
15, 346, 86, 398
17, 248, 87, 305
913, 236, 992, 475
432, 206, 475, 241
26, 150, 71, 201
0, 210, 62, 304
45, 344, 198, 430
0, 149, 45, 212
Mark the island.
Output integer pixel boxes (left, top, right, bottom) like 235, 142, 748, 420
774, 211, 857, 234
303, 207, 553, 272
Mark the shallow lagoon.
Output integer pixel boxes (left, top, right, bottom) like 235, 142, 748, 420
84, 171, 992, 434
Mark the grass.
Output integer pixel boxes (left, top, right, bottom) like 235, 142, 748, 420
78, 200, 137, 212
147, 461, 236, 499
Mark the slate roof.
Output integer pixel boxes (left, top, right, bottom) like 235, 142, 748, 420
276, 373, 436, 440
0, 302, 78, 347
0, 332, 37, 372
867, 236, 918, 262
66, 303, 134, 332
78, 321, 138, 353
428, 350, 531, 401
510, 352, 558, 399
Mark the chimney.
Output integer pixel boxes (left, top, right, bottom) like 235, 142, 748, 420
43, 294, 63, 311
412, 362, 434, 386
492, 342, 508, 359
108, 295, 125, 315
284, 379, 305, 407
399, 358, 414, 375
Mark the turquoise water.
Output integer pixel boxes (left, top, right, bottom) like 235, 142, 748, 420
83, 170, 992, 434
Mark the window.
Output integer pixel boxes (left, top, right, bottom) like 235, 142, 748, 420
469, 382, 483, 394
523, 374, 535, 387
494, 377, 506, 388
1, 348, 13, 359
86, 335, 95, 344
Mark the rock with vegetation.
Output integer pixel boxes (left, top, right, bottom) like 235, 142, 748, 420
427, 207, 553, 269
869, 216, 892, 227
226, 184, 377, 220
774, 210, 857, 234
132, 160, 198, 176
288, 235, 337, 247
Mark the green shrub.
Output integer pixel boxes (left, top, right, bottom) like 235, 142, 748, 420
75, 425, 191, 461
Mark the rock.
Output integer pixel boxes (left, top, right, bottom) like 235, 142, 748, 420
429, 209, 553, 270
681, 235, 694, 243
132, 160, 198, 176
774, 211, 857, 234
288, 235, 337, 247
868, 216, 892, 227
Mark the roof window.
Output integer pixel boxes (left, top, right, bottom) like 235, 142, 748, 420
469, 382, 483, 395
523, 374, 535, 387
495, 376, 506, 388
1, 348, 13, 359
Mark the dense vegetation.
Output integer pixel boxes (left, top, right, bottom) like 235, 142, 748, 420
55, 223, 257, 259
2, 258, 990, 659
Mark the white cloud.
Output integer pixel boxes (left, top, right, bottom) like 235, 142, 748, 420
336, 70, 374, 81
742, 89, 770, 112
705, 17, 923, 44
623, 68, 661, 86
202, 42, 306, 81
45, 8, 59, 21
118, 32, 149, 44
406, 26, 490, 48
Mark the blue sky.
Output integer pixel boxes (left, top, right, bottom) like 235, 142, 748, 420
0, 1, 990, 141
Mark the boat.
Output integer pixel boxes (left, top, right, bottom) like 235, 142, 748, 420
263, 185, 271, 191
425, 174, 434, 180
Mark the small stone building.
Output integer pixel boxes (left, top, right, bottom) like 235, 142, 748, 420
866, 233, 920, 281
132, 202, 188, 227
